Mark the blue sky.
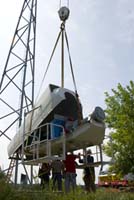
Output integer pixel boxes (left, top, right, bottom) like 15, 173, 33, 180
0, 0, 134, 184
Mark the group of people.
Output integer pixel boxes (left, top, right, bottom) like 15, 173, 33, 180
38, 150, 96, 193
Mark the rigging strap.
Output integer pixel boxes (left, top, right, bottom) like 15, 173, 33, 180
65, 29, 82, 124
32, 30, 62, 135
35, 30, 62, 102
64, 30, 77, 93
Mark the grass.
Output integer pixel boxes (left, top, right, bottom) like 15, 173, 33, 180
12, 188, 134, 200
0, 172, 134, 200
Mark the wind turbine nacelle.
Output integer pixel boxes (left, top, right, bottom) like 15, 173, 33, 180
7, 84, 82, 157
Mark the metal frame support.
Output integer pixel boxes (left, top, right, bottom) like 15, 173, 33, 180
99, 144, 103, 172
22, 123, 66, 164
14, 154, 19, 185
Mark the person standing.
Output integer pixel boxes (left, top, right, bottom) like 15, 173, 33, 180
51, 158, 64, 192
63, 152, 79, 193
38, 162, 50, 189
79, 149, 96, 192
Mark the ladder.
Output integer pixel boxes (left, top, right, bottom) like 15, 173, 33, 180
6, 155, 16, 183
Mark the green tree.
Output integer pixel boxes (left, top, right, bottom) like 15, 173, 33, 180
104, 80, 134, 176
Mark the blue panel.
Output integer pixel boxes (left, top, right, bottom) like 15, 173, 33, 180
51, 119, 65, 138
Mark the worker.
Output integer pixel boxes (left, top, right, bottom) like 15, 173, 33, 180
51, 158, 64, 192
63, 151, 80, 193
79, 149, 96, 192
38, 162, 50, 189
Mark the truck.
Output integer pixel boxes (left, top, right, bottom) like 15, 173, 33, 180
98, 172, 128, 188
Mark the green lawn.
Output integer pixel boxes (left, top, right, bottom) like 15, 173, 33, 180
0, 180, 134, 200
0, 172, 134, 200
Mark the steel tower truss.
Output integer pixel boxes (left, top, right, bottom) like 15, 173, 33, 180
0, 0, 37, 140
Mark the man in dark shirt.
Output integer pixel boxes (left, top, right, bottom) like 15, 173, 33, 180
51, 159, 64, 192
38, 162, 50, 189
79, 149, 96, 192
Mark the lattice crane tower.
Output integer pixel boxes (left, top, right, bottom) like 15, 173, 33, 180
0, 0, 37, 184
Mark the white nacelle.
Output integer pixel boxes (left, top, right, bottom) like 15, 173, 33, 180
7, 84, 80, 157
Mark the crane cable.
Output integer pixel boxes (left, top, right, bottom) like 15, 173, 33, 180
59, 0, 69, 8
28, 29, 63, 141
36, 24, 78, 100
64, 29, 83, 124
64, 30, 77, 93
35, 30, 62, 103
